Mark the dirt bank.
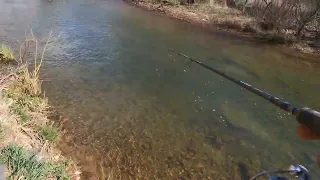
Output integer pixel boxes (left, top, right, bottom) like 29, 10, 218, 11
0, 42, 81, 179
128, 1, 320, 55
0, 66, 81, 179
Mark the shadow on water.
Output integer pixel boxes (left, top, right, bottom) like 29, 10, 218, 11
1, 0, 320, 179
238, 162, 250, 180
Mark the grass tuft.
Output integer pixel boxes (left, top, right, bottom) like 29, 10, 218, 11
39, 124, 60, 144
6, 94, 31, 123
0, 44, 14, 63
0, 144, 69, 180
14, 106, 31, 123
5, 81, 48, 124
17, 66, 42, 97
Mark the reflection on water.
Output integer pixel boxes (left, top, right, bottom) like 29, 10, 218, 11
1, 0, 320, 179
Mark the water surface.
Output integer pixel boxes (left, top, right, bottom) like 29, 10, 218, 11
1, 0, 320, 179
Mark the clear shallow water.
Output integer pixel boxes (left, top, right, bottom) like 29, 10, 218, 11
1, 0, 320, 179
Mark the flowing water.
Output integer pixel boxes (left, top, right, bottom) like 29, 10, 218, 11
1, 0, 320, 179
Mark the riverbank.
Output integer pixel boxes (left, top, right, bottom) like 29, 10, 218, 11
128, 1, 320, 55
0, 45, 81, 179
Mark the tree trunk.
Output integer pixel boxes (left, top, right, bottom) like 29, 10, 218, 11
242, 0, 248, 12
223, 0, 227, 7
210, 0, 214, 7
296, 6, 320, 37
221, 0, 233, 7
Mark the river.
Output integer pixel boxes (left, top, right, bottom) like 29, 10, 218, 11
1, 0, 320, 179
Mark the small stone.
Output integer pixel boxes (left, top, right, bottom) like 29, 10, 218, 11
196, 163, 205, 169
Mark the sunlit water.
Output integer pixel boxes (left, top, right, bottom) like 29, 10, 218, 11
1, 0, 320, 179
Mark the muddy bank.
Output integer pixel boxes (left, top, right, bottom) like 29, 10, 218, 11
127, 1, 320, 56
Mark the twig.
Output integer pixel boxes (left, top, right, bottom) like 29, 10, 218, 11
0, 73, 17, 85
35, 31, 53, 76
183, 60, 192, 67
20, 126, 36, 142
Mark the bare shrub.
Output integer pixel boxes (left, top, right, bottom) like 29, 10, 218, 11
245, 0, 320, 38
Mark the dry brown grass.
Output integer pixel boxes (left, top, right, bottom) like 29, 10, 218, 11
136, 1, 255, 30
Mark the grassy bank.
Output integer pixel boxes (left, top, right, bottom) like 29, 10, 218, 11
128, 0, 320, 54
0, 40, 80, 179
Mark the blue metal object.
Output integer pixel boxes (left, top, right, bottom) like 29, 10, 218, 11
289, 165, 310, 180
248, 165, 309, 180
269, 178, 288, 180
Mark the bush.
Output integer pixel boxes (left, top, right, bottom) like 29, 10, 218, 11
245, 0, 320, 37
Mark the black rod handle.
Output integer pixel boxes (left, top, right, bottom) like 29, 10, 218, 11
297, 108, 320, 136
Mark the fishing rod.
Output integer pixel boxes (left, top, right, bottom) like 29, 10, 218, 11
168, 49, 320, 137
168, 49, 317, 180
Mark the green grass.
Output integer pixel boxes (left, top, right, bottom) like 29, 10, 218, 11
4, 88, 47, 124
14, 106, 31, 123
39, 125, 60, 144
0, 144, 70, 180
3, 91, 31, 123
